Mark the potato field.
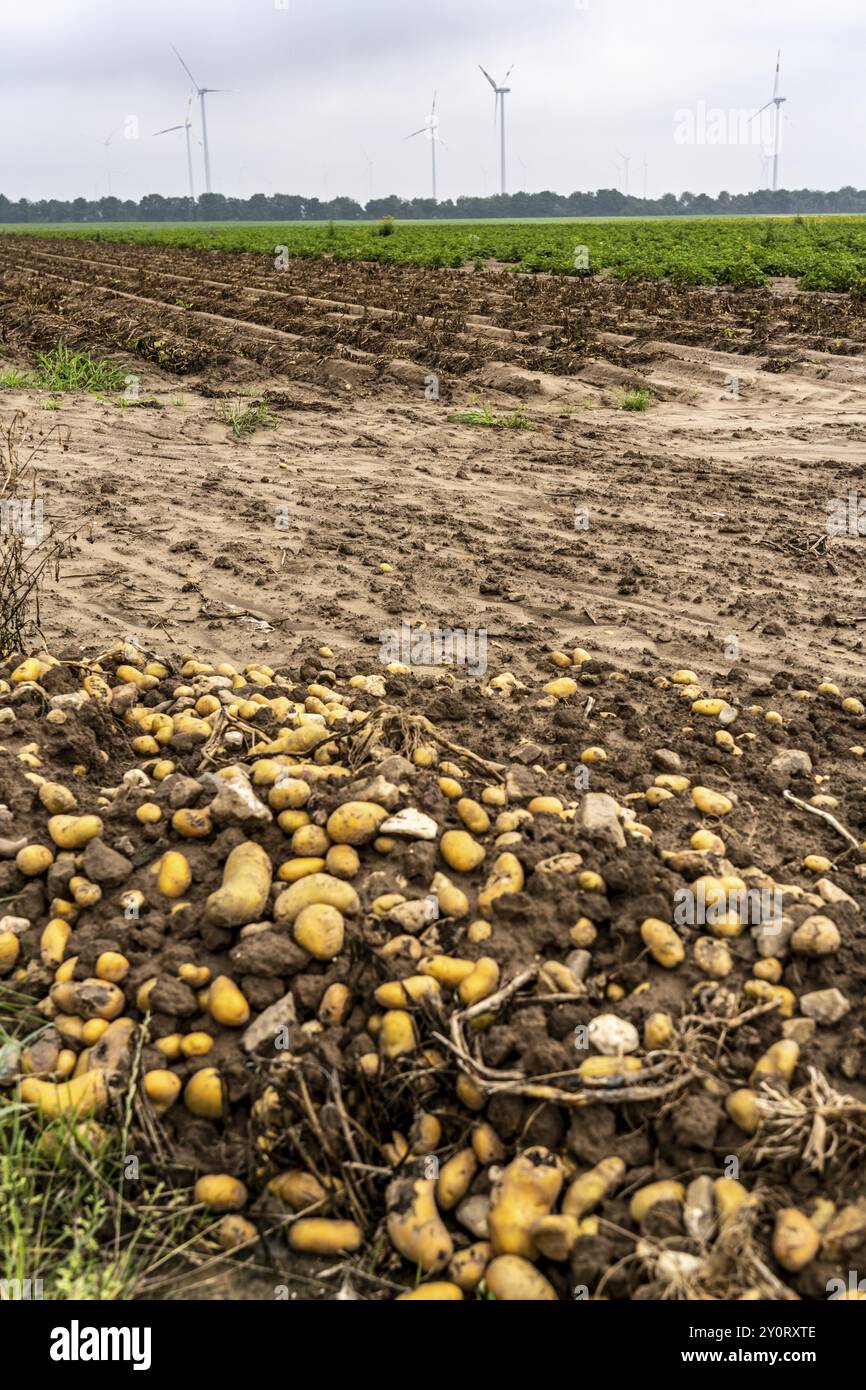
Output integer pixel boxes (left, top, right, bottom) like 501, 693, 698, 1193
1, 222, 866, 1315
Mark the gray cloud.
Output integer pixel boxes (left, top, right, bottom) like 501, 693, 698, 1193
1, 0, 862, 203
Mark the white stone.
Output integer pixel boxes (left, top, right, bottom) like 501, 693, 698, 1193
587, 1013, 639, 1056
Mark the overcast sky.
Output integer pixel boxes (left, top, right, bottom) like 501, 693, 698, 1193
0, 0, 861, 204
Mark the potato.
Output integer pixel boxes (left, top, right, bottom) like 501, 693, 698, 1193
268, 777, 311, 811
277, 856, 326, 883
750, 1039, 799, 1085
530, 1214, 581, 1261
562, 1156, 625, 1219
95, 951, 129, 984
16, 844, 54, 876
157, 850, 192, 899
20, 1069, 108, 1120
543, 677, 577, 700
143, 1069, 182, 1113
289, 1219, 363, 1255
11, 657, 42, 683
326, 800, 388, 845
484, 1254, 557, 1301
396, 1282, 464, 1301
579, 1056, 642, 1079
172, 808, 212, 839
449, 1243, 491, 1291
743, 980, 796, 1017
726, 1088, 761, 1135
431, 872, 469, 920
47, 815, 103, 849
477, 853, 524, 918
691, 786, 733, 816
180, 1032, 214, 1057
488, 1147, 563, 1259
325, 844, 360, 879
692, 698, 729, 716
268, 1170, 326, 1209
644, 1012, 674, 1049
208, 975, 250, 1027
294, 903, 345, 961
458, 957, 500, 1006
40, 918, 70, 967
790, 914, 840, 957
319, 982, 351, 1026
387, 1167, 453, 1272
419, 954, 476, 989
472, 1122, 506, 1165
292, 825, 331, 857
379, 1009, 416, 1059
205, 842, 272, 927
630, 1181, 685, 1224
194, 1174, 248, 1212
440, 830, 485, 873
184, 1067, 225, 1119
217, 1214, 258, 1250
436, 1148, 477, 1210
457, 798, 490, 834
50, 978, 125, 1021
640, 918, 684, 968
714, 1177, 752, 1228
274, 873, 360, 925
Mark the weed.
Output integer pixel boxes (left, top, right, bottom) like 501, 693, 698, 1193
621, 388, 652, 411
219, 399, 278, 437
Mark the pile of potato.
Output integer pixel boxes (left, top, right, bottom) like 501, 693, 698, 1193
0, 640, 864, 1300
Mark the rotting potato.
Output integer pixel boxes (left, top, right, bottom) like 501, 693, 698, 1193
386, 1166, 454, 1273
488, 1147, 563, 1258
477, 853, 524, 918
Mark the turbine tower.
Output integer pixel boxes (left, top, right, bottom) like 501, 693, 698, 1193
479, 64, 514, 195
616, 150, 632, 197
405, 92, 441, 203
170, 45, 227, 194
100, 129, 117, 197
154, 95, 196, 200
751, 49, 786, 191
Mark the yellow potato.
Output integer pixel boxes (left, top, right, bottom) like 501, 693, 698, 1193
396, 1282, 464, 1301
143, 1069, 182, 1113
640, 917, 684, 968
205, 841, 273, 927
630, 1181, 685, 1224
458, 956, 500, 1006
387, 1169, 453, 1273
47, 815, 103, 850
40, 918, 70, 967
194, 1174, 248, 1212
208, 975, 250, 1027
157, 850, 192, 898
274, 873, 360, 924
379, 1009, 416, 1059
691, 786, 733, 816
484, 1254, 557, 1300
562, 1156, 625, 1219
289, 1219, 362, 1255
440, 830, 486, 873
294, 903, 345, 961
326, 800, 389, 845
726, 1088, 761, 1135
16, 843, 55, 876
477, 853, 524, 918
184, 1067, 225, 1119
436, 1149, 477, 1211
20, 1069, 108, 1120
488, 1147, 563, 1258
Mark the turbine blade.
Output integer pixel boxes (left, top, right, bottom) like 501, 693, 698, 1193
479, 64, 497, 90
171, 44, 200, 90
503, 64, 514, 82
749, 101, 773, 121
773, 48, 781, 98
405, 128, 426, 139
153, 125, 184, 135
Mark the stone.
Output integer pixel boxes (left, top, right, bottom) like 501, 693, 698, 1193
565, 950, 592, 981
652, 749, 682, 773
576, 793, 626, 850
241, 990, 298, 1054
505, 764, 538, 800
767, 749, 812, 788
456, 1195, 490, 1239
814, 879, 859, 912
800, 988, 850, 1025
587, 1013, 639, 1056
204, 770, 272, 824
386, 896, 440, 934
229, 931, 307, 978
379, 808, 438, 840
782, 1018, 816, 1045
80, 838, 133, 886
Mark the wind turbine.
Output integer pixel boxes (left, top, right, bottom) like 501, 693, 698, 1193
479, 64, 514, 195
750, 49, 786, 191
361, 148, 374, 203
153, 95, 196, 199
100, 129, 117, 197
405, 92, 441, 203
170, 45, 227, 194
616, 150, 632, 197
640, 153, 648, 200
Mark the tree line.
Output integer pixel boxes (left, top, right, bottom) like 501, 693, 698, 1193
1, 186, 865, 223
